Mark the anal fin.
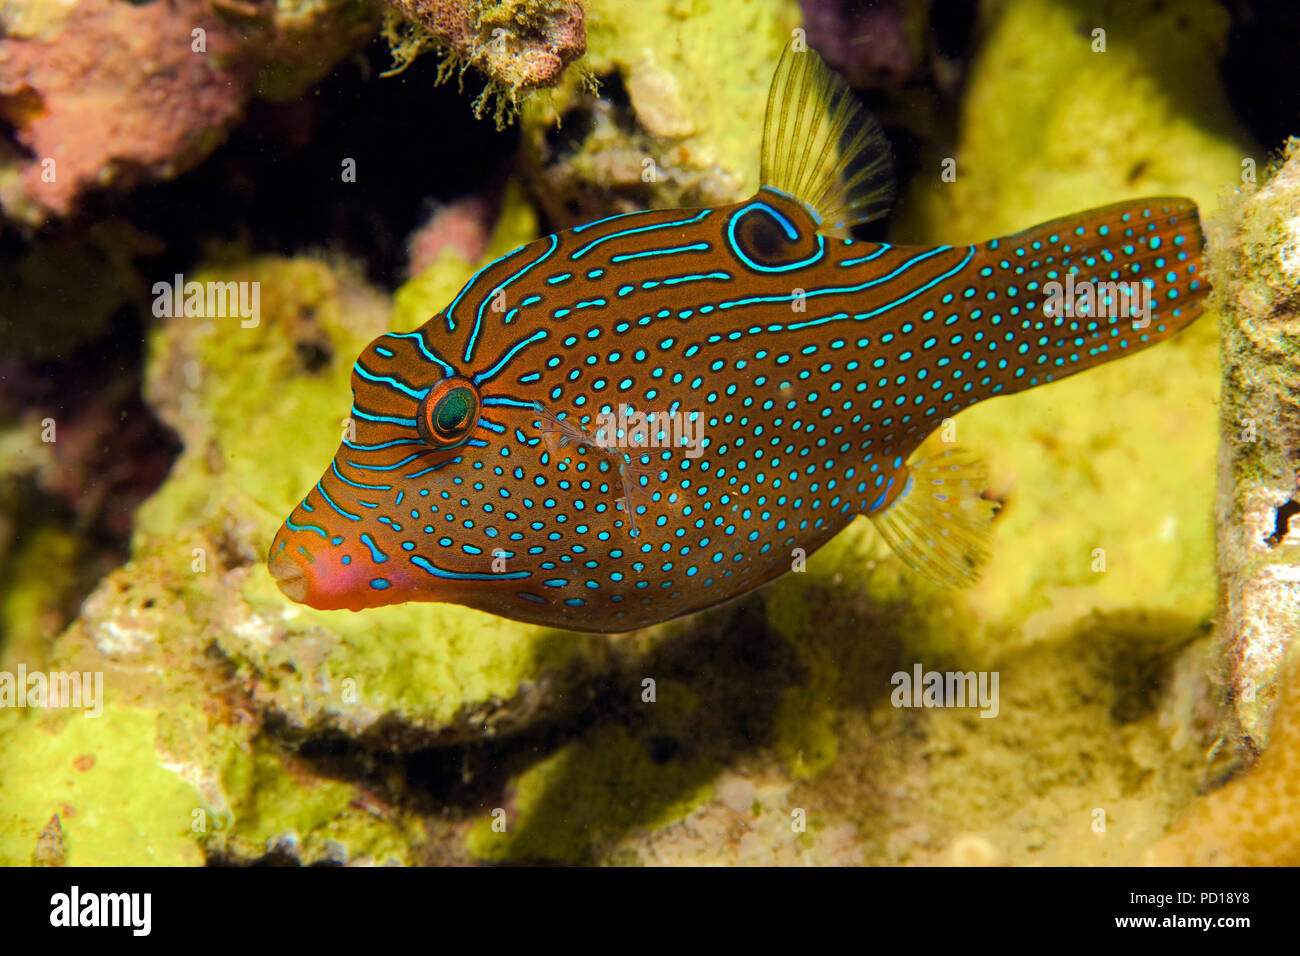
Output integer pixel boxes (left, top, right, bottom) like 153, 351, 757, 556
868, 447, 998, 587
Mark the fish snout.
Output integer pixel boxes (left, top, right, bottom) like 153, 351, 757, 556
268, 537, 312, 604
268, 527, 325, 606
268, 521, 419, 611
268, 523, 363, 610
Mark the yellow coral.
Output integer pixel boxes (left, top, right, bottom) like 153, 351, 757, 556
1143, 659, 1300, 865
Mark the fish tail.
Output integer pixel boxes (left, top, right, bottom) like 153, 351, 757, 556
866, 197, 1207, 587
959, 196, 1208, 403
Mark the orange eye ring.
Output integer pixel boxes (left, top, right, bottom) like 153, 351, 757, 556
418, 377, 481, 447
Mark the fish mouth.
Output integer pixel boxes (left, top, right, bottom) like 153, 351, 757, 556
268, 544, 310, 603
268, 525, 411, 612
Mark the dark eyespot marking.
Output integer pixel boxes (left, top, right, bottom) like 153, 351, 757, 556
745, 213, 792, 258
726, 200, 825, 273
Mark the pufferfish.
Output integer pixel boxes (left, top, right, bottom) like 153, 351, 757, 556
268, 43, 1209, 633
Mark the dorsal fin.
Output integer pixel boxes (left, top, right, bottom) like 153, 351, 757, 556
760, 42, 896, 237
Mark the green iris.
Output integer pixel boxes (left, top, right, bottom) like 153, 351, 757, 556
434, 387, 473, 436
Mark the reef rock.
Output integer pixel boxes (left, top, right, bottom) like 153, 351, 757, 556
382, 0, 586, 116
1206, 137, 1300, 753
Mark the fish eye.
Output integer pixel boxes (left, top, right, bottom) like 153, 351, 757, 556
418, 378, 480, 447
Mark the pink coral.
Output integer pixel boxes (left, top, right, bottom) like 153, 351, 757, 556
405, 195, 495, 279
0, 0, 249, 219
798, 0, 923, 89
0, 0, 377, 222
